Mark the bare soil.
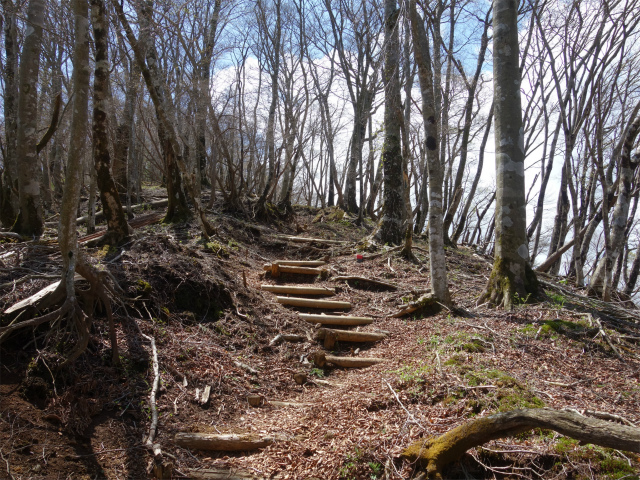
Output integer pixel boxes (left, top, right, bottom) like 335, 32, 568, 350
1, 197, 639, 479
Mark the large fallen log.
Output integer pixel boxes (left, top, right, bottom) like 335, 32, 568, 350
299, 313, 373, 326
312, 351, 384, 368
276, 296, 350, 309
263, 264, 327, 278
315, 328, 386, 349
174, 433, 276, 451
261, 284, 335, 295
402, 408, 640, 479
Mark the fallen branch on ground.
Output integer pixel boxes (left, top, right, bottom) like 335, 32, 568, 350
402, 408, 640, 479
333, 276, 398, 290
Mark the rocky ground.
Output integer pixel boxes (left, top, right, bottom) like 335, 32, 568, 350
1, 193, 639, 479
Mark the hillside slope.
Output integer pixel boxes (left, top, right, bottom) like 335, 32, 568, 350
1, 204, 639, 479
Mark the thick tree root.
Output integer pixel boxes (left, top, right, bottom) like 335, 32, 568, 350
1, 257, 120, 367
402, 408, 640, 479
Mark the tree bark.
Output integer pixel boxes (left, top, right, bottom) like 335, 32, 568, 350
377, 0, 405, 245
0, 0, 20, 227
409, 0, 451, 305
90, 0, 130, 244
13, 0, 46, 236
480, 0, 537, 308
402, 408, 640, 480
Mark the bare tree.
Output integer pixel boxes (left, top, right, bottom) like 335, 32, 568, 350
481, 0, 537, 308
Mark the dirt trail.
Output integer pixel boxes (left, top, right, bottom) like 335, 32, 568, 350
1, 205, 639, 479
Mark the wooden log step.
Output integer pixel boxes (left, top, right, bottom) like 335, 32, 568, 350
273, 235, 346, 245
263, 264, 327, 277
174, 432, 277, 451
265, 260, 327, 267
276, 296, 350, 309
261, 284, 335, 295
312, 351, 384, 368
299, 313, 373, 326
315, 328, 386, 349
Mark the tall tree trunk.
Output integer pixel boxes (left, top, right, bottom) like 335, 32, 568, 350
112, 61, 140, 196
480, 0, 537, 308
256, 0, 281, 216
410, 0, 451, 305
197, 0, 222, 188
113, 0, 215, 236
376, 0, 404, 245
90, 0, 130, 244
1, 0, 19, 227
59, 0, 90, 283
13, 0, 46, 236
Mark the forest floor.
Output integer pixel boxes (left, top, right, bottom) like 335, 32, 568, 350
1, 189, 640, 480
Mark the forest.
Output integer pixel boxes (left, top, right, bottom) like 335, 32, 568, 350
1, 0, 640, 478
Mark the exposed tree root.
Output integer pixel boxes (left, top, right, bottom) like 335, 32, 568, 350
402, 408, 640, 479
1, 255, 120, 367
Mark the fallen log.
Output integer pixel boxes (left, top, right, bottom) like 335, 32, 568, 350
312, 351, 384, 368
333, 275, 398, 291
273, 235, 346, 245
266, 260, 327, 266
315, 328, 386, 349
276, 296, 350, 309
174, 433, 275, 451
299, 313, 373, 326
402, 408, 640, 479
264, 264, 327, 278
261, 284, 335, 295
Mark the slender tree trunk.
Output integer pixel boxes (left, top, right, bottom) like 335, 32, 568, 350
90, 0, 130, 244
624, 241, 640, 296
197, 0, 222, 189
59, 0, 90, 277
442, 12, 490, 244
113, 61, 140, 196
256, 0, 281, 215
410, 0, 451, 305
13, 0, 46, 236
590, 102, 640, 295
451, 103, 493, 244
481, 0, 537, 308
